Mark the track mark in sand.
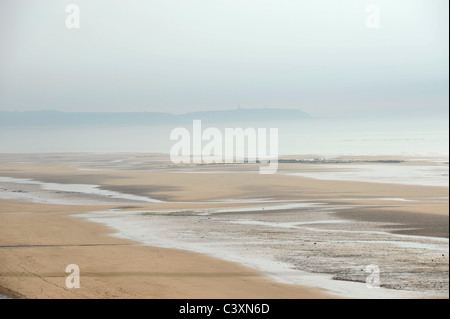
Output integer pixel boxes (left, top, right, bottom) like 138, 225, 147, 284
0, 243, 135, 249
1, 271, 259, 278
10, 263, 85, 299
17, 265, 65, 291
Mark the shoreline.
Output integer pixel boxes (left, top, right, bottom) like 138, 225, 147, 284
0, 153, 448, 299
78, 204, 448, 298
0, 203, 331, 299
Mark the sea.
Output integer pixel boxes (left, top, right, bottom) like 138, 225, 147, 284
0, 117, 448, 157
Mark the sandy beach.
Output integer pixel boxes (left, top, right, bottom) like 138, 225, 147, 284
0, 153, 448, 299
0, 201, 329, 299
1, 0, 448, 304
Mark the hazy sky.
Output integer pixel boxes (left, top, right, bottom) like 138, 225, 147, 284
0, 0, 448, 117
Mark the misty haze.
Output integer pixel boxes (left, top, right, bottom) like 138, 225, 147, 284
0, 0, 448, 302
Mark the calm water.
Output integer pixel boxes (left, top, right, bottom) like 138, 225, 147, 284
0, 117, 448, 156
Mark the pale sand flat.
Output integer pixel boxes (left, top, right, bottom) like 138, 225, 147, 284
0, 154, 447, 298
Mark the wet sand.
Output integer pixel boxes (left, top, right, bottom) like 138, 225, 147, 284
0, 200, 329, 299
335, 208, 449, 238
0, 153, 448, 298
